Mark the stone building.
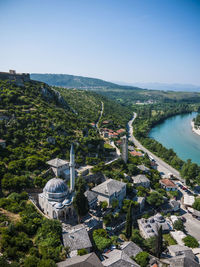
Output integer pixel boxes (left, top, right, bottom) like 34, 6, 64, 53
91, 178, 126, 207
38, 144, 76, 220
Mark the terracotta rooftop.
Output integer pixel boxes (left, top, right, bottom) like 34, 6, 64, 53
130, 151, 143, 157
160, 179, 176, 188
0, 139, 6, 143
116, 129, 126, 134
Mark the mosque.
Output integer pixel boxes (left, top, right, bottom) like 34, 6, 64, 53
38, 144, 76, 220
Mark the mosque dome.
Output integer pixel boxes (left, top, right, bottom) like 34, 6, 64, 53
44, 178, 69, 202
44, 178, 68, 193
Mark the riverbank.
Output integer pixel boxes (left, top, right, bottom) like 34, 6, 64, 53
191, 121, 200, 136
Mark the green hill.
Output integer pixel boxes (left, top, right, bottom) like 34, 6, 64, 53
31, 73, 200, 105
30, 73, 140, 90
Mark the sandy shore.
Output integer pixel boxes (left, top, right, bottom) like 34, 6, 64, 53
191, 121, 200, 136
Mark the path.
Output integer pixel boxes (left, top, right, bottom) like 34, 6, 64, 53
128, 113, 184, 182
96, 101, 104, 130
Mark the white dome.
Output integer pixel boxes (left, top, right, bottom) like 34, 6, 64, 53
44, 178, 68, 193
44, 178, 69, 202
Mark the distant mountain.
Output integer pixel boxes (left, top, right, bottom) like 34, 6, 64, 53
115, 81, 200, 92
30, 73, 141, 90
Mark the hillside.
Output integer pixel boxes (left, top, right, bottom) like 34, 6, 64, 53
0, 78, 134, 265
31, 73, 200, 105
0, 79, 132, 188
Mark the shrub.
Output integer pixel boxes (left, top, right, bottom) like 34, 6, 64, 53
134, 251, 149, 267
183, 235, 199, 248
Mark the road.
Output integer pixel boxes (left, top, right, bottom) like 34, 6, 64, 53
182, 212, 200, 241
96, 101, 104, 130
128, 113, 184, 183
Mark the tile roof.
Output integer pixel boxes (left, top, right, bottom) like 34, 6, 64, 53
46, 158, 69, 167
102, 249, 139, 267
130, 151, 143, 157
132, 174, 150, 184
120, 241, 142, 258
0, 139, 6, 142
84, 190, 98, 203
62, 224, 92, 251
160, 179, 176, 188
57, 252, 103, 267
91, 179, 126, 197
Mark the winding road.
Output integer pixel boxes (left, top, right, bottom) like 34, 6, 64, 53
128, 113, 184, 183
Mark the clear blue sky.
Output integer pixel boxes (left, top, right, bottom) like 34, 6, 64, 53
0, 0, 200, 85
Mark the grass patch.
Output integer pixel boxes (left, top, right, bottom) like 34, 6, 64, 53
163, 233, 177, 245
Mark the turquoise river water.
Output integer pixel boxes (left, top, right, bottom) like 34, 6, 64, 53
149, 112, 200, 165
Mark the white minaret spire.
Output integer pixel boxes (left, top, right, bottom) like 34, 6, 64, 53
70, 143, 75, 191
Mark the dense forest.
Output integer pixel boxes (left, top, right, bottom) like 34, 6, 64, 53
194, 113, 200, 127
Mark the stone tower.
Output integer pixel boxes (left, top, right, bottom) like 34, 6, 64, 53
70, 143, 75, 191
121, 135, 128, 163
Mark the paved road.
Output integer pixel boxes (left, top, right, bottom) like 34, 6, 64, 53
128, 113, 184, 183
182, 212, 200, 241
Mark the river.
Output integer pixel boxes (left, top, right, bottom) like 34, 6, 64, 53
149, 112, 200, 165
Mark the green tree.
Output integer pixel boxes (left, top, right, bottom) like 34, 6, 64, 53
173, 219, 184, 231
192, 198, 200, 211
78, 248, 88, 256
23, 256, 39, 267
73, 187, 89, 222
183, 235, 199, 248
134, 251, 149, 267
125, 203, 133, 239
156, 225, 163, 258
147, 191, 164, 207
100, 201, 108, 210
111, 198, 119, 210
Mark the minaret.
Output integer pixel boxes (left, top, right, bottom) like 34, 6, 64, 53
121, 135, 128, 163
70, 143, 75, 192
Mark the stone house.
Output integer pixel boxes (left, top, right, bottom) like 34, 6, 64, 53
91, 179, 126, 207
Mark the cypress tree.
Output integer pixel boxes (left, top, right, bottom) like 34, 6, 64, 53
156, 225, 163, 258
125, 203, 133, 239
73, 183, 89, 222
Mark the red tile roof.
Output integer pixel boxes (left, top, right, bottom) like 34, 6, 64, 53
160, 179, 176, 188
130, 151, 143, 157
116, 129, 125, 134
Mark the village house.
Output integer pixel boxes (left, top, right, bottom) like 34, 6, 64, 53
57, 252, 103, 267
138, 213, 171, 239
183, 194, 195, 207
137, 164, 150, 174
120, 241, 143, 258
0, 139, 6, 148
132, 174, 150, 188
91, 178, 126, 207
46, 158, 70, 179
160, 178, 177, 191
130, 151, 143, 157
62, 224, 92, 257
168, 244, 194, 258
102, 249, 140, 267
